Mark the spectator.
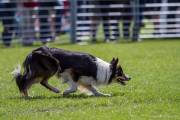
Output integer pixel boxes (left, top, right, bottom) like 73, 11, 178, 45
0, 0, 16, 47
38, 1, 64, 45
89, 1, 132, 41
167, 0, 179, 35
109, 0, 120, 42
117, 0, 132, 39
88, 1, 101, 41
55, 1, 69, 40
132, 0, 147, 41
139, 0, 147, 27
99, 1, 110, 42
77, 0, 90, 42
146, 0, 161, 35
99, 0, 120, 42
18, 0, 39, 46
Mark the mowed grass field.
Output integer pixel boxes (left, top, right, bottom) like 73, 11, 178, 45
0, 39, 180, 119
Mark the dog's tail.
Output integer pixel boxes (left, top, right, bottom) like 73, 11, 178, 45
11, 48, 60, 94
11, 52, 36, 93
11, 63, 25, 93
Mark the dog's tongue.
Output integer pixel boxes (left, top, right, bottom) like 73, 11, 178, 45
121, 81, 126, 85
118, 79, 126, 85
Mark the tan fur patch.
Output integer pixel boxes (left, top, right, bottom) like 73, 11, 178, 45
116, 76, 125, 80
68, 68, 73, 78
116, 63, 120, 69
77, 84, 86, 93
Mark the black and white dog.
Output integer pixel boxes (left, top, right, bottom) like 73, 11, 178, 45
12, 46, 131, 97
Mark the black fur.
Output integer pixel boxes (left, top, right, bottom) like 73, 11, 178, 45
14, 47, 60, 95
43, 47, 98, 79
108, 58, 119, 83
13, 46, 131, 96
14, 46, 98, 95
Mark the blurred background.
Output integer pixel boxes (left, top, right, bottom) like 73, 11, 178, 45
0, 0, 180, 47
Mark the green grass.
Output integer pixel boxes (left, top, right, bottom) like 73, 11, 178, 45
0, 39, 180, 119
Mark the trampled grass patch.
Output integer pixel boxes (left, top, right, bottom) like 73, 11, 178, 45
0, 39, 180, 119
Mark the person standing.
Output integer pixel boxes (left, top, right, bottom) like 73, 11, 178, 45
99, 1, 121, 42
0, 0, 16, 47
146, 0, 161, 35
117, 0, 132, 39
38, 1, 64, 45
18, 0, 39, 46
167, 0, 179, 35
88, 0, 101, 41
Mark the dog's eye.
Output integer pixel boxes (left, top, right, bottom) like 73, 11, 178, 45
116, 71, 122, 76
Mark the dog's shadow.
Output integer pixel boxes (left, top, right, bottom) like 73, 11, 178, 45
10, 93, 118, 100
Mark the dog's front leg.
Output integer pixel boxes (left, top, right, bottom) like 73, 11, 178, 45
86, 85, 111, 96
63, 81, 78, 95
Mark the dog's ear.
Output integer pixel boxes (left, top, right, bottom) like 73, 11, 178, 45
110, 57, 115, 64
111, 58, 118, 69
115, 58, 119, 64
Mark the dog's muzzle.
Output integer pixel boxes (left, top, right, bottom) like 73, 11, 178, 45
117, 74, 131, 85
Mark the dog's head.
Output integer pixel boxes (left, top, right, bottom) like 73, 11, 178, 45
110, 58, 131, 85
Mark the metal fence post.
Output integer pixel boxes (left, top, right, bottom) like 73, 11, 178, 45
70, 0, 77, 43
132, 0, 139, 41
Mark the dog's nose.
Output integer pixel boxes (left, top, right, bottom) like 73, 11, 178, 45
128, 77, 131, 80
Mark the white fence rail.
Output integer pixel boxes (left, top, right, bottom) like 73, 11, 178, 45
0, 0, 180, 46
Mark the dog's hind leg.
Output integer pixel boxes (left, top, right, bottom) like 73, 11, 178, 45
85, 85, 111, 96
40, 77, 61, 93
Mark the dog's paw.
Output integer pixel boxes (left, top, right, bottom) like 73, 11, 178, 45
55, 89, 61, 93
62, 91, 69, 95
25, 95, 32, 98
103, 94, 111, 97
94, 93, 111, 97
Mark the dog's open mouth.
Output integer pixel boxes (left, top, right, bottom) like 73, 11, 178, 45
117, 78, 126, 85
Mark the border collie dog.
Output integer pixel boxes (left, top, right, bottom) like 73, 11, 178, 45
12, 46, 131, 97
